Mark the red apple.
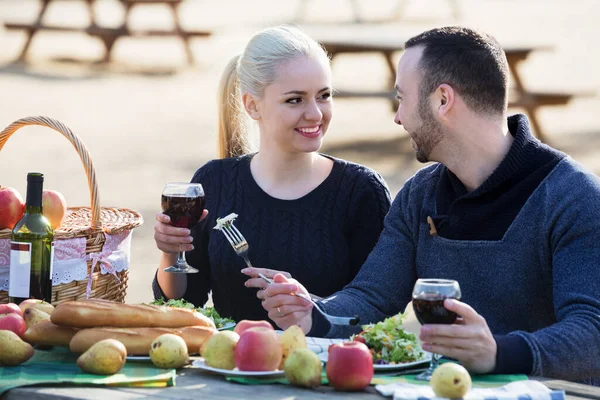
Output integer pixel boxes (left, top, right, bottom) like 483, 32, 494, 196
42, 189, 67, 229
0, 186, 25, 230
352, 335, 366, 345
0, 313, 27, 338
0, 303, 23, 317
326, 341, 374, 391
233, 319, 273, 336
234, 327, 282, 371
19, 299, 55, 315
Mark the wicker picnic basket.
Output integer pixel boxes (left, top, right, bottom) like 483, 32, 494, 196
0, 116, 143, 305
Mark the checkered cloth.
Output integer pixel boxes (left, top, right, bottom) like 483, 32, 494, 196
376, 380, 565, 400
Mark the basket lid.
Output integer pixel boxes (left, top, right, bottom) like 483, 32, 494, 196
56, 207, 143, 238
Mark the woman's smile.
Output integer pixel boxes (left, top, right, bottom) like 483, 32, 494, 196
296, 125, 321, 138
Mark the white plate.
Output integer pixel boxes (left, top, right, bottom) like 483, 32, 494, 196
217, 322, 236, 331
191, 359, 285, 378
317, 352, 431, 372
126, 354, 201, 362
126, 355, 151, 361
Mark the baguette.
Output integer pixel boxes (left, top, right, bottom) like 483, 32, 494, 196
69, 326, 216, 355
23, 320, 79, 347
51, 299, 215, 329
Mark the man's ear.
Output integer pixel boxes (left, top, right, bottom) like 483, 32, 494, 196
436, 84, 454, 119
242, 93, 261, 120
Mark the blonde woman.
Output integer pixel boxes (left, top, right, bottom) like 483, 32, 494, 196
153, 26, 391, 323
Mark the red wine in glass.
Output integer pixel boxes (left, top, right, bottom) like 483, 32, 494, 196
413, 293, 459, 325
161, 195, 205, 229
411, 279, 461, 381
161, 183, 205, 273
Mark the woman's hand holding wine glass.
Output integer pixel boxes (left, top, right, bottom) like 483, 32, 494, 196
155, 183, 207, 274
154, 213, 195, 252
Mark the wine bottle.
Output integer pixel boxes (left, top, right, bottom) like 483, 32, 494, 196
8, 173, 54, 304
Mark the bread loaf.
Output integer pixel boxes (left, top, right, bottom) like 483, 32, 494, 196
51, 299, 215, 329
23, 320, 78, 347
69, 326, 216, 355
178, 326, 218, 354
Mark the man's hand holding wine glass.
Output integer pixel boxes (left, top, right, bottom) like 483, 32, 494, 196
418, 298, 497, 374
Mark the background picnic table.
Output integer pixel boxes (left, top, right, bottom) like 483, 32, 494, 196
0, 0, 598, 305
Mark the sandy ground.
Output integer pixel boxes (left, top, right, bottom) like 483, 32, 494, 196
0, 0, 599, 304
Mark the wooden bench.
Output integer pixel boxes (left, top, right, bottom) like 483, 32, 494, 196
3, 0, 211, 64
296, 0, 461, 23
319, 37, 595, 142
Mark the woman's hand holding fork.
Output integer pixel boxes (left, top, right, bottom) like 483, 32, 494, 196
241, 266, 310, 319
257, 273, 314, 334
241, 267, 291, 290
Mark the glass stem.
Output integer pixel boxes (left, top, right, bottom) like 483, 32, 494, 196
176, 243, 187, 266
415, 352, 440, 381
429, 352, 440, 371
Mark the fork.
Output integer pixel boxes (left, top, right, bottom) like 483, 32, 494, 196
257, 273, 360, 326
219, 222, 360, 326
220, 222, 254, 269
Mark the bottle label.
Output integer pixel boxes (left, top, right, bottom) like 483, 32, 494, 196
50, 241, 55, 280
8, 242, 32, 298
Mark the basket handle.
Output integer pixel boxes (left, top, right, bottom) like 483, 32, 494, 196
0, 116, 102, 229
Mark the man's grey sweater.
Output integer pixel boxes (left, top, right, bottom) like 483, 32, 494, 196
310, 115, 600, 385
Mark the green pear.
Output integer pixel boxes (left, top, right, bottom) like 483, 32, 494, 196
77, 339, 127, 375
149, 334, 189, 369
278, 325, 307, 369
283, 348, 322, 388
0, 330, 35, 366
19, 299, 54, 316
430, 363, 472, 399
23, 307, 51, 328
200, 330, 239, 370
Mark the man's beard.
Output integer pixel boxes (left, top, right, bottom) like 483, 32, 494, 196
412, 97, 445, 163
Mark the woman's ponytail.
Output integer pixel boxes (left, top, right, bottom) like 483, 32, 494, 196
217, 55, 250, 159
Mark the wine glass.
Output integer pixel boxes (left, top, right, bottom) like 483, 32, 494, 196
412, 278, 462, 381
161, 182, 205, 273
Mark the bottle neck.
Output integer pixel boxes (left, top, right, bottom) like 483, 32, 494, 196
25, 180, 43, 213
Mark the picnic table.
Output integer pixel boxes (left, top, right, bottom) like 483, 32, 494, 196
310, 29, 594, 143
3, 0, 211, 64
1, 342, 599, 400
2, 369, 599, 400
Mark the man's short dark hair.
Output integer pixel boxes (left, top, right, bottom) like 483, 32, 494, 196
405, 26, 509, 116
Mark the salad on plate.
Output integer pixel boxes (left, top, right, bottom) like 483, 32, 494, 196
351, 311, 424, 365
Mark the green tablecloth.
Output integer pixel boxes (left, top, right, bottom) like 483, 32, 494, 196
0, 347, 175, 395
226, 369, 527, 386
370, 372, 528, 387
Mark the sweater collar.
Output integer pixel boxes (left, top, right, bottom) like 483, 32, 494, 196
239, 152, 345, 208
445, 113, 541, 197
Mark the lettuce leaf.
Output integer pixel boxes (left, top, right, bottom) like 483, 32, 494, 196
150, 297, 235, 329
